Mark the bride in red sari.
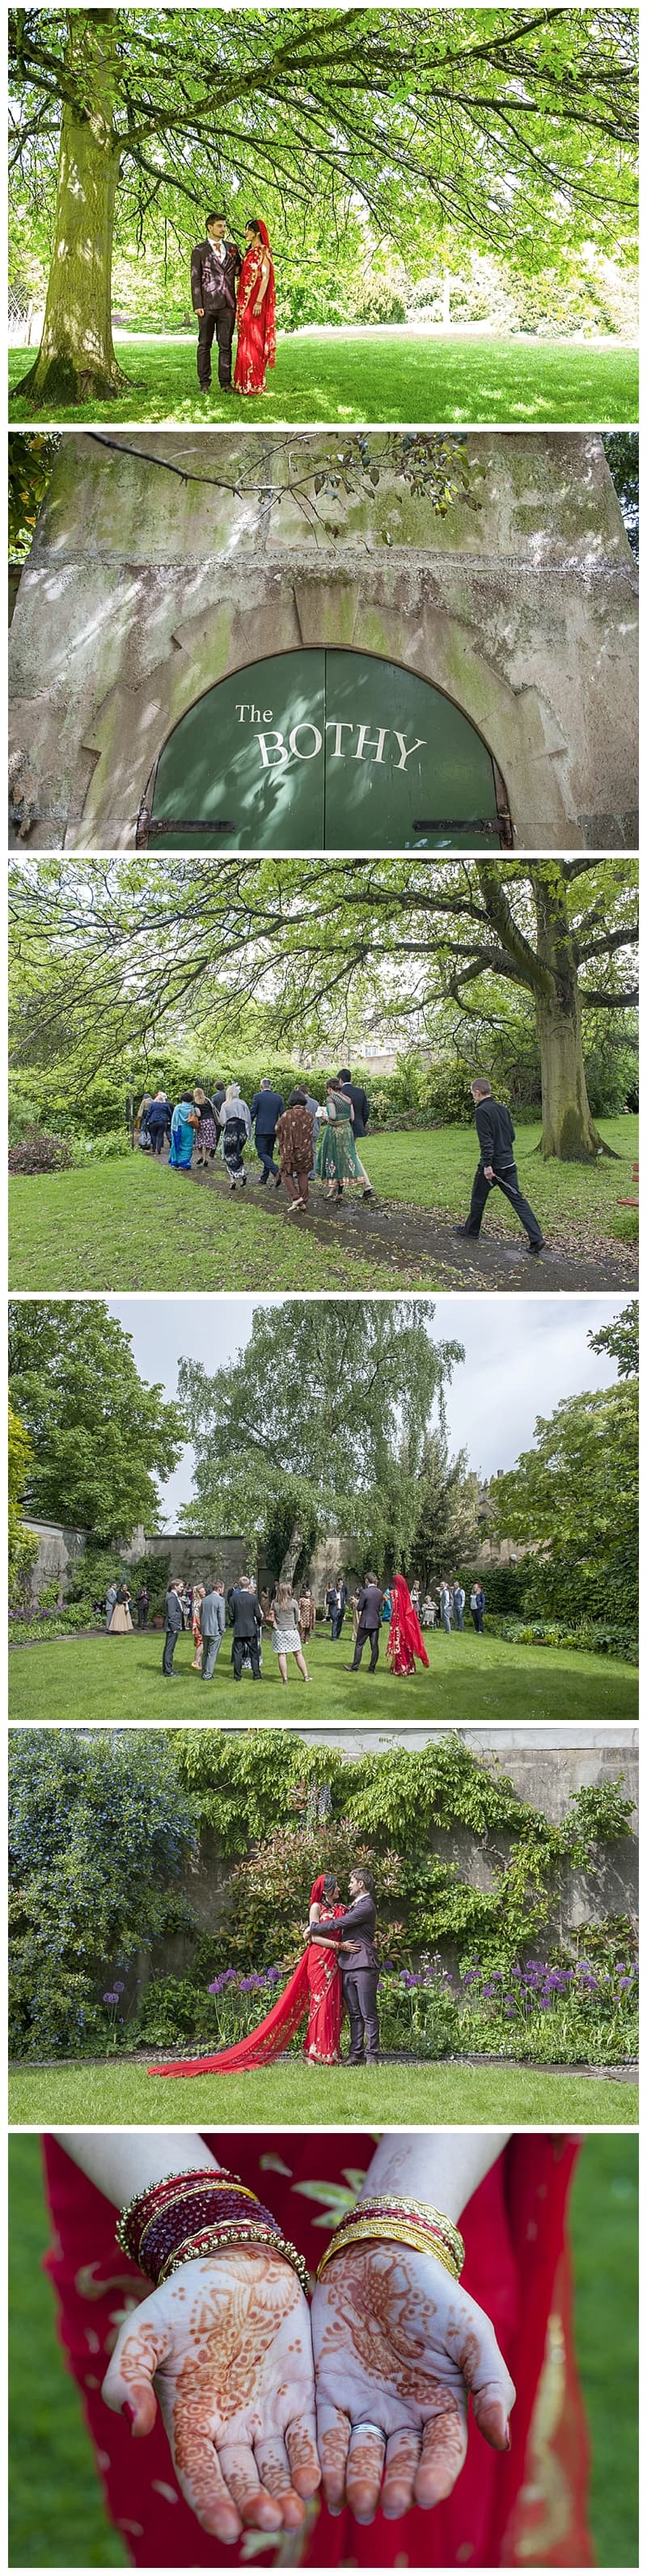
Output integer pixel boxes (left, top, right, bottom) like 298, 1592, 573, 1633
234, 218, 277, 395
387, 1571, 430, 1676
149, 1875, 345, 2077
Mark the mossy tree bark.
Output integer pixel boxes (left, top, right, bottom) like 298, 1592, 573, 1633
476, 862, 613, 1162
278, 1528, 307, 1586
17, 11, 129, 407
533, 871, 614, 1161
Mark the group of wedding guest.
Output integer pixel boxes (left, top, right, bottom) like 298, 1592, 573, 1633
134, 1069, 375, 1213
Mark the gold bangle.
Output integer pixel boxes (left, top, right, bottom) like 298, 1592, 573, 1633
353, 2197, 465, 2270
315, 2220, 460, 2283
158, 2224, 310, 2298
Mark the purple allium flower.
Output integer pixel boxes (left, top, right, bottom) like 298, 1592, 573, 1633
113, 1981, 125, 1994
103, 1991, 119, 2005
266, 1967, 281, 1984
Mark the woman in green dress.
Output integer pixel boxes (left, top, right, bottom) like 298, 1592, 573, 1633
315, 1078, 374, 1201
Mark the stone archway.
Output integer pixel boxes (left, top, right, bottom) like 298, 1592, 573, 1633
136, 647, 512, 852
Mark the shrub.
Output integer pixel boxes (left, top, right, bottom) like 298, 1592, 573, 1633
70, 1127, 132, 1163
491, 1616, 637, 1663
9, 1730, 197, 2058
8, 1129, 73, 1174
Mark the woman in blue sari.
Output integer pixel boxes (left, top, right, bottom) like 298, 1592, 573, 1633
168, 1099, 199, 1170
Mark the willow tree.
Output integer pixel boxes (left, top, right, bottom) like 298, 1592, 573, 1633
9, 6, 638, 407
177, 1300, 463, 1584
9, 854, 638, 1162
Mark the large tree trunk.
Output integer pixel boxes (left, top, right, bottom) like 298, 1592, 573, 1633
278, 1527, 306, 1585
16, 11, 129, 407
534, 873, 615, 1159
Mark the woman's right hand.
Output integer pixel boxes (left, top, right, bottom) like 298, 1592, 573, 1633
103, 2248, 320, 2543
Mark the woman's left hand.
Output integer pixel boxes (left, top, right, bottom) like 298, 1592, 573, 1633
311, 2241, 515, 2523
252, 297, 263, 315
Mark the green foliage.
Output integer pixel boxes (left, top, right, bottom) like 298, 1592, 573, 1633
10, 857, 637, 1168
170, 1729, 635, 1999
589, 1297, 637, 1378
8, 429, 59, 560
409, 1434, 481, 1588
8, 1406, 38, 1607
492, 1372, 638, 1628
492, 1617, 637, 1664
9, 8, 637, 296
9, 1730, 197, 2056
179, 1299, 463, 1575
8, 1298, 184, 1541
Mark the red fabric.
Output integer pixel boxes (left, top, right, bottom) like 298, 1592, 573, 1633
40, 2131, 591, 2568
149, 1891, 344, 2076
235, 221, 276, 392
387, 1574, 429, 1675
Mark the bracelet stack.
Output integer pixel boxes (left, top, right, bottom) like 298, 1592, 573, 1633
116, 2164, 309, 2295
315, 2194, 465, 2283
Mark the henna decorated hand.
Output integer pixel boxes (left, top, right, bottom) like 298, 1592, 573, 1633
311, 2242, 515, 2524
103, 2248, 320, 2544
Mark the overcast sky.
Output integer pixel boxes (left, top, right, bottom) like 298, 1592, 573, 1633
108, 1294, 626, 1527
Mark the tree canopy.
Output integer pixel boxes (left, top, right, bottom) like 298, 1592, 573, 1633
8, 1298, 184, 1538
9, 7, 638, 402
10, 855, 638, 1159
178, 1298, 463, 1580
491, 1301, 638, 1624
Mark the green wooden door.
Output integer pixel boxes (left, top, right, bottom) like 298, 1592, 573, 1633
146, 650, 505, 850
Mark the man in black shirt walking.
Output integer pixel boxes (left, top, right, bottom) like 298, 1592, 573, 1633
456, 1078, 544, 1254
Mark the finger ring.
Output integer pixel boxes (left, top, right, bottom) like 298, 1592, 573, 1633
353, 2422, 384, 2442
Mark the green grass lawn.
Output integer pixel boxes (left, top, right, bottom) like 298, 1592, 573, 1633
8, 1154, 400, 1291
8, 2134, 637, 2567
8, 1622, 637, 1726
8, 2056, 637, 2132
8, 331, 639, 425
8, 1117, 637, 1292
367, 1115, 638, 1242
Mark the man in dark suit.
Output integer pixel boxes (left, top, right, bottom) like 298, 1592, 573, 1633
338, 1067, 370, 1139
456, 1079, 544, 1254
345, 1573, 383, 1672
230, 1576, 263, 1680
201, 1579, 226, 1680
250, 1077, 285, 1183
332, 1870, 380, 2064
190, 210, 242, 393
332, 1575, 347, 1641
162, 1580, 184, 1676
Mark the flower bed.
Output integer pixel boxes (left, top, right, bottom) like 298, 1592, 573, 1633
130, 1952, 638, 2067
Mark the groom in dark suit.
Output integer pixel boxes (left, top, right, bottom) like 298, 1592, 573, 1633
191, 210, 242, 392
333, 1869, 380, 2064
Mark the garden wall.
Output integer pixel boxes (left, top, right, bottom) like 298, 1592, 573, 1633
8, 431, 638, 850
137, 1730, 637, 1991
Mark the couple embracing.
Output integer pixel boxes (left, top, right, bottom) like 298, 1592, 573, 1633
150, 1867, 378, 2078
191, 209, 276, 398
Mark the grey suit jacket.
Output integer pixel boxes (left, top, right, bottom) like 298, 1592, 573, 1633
201, 1590, 226, 1639
164, 1589, 184, 1632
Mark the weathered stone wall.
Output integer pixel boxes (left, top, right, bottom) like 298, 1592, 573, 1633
9, 430, 638, 850
23, 1517, 87, 1598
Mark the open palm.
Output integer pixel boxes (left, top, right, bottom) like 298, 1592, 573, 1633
311, 2241, 515, 2523
103, 2248, 320, 2543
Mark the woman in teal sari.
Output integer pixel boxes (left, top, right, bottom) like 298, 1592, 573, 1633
168, 1099, 199, 1170
315, 1078, 374, 1201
